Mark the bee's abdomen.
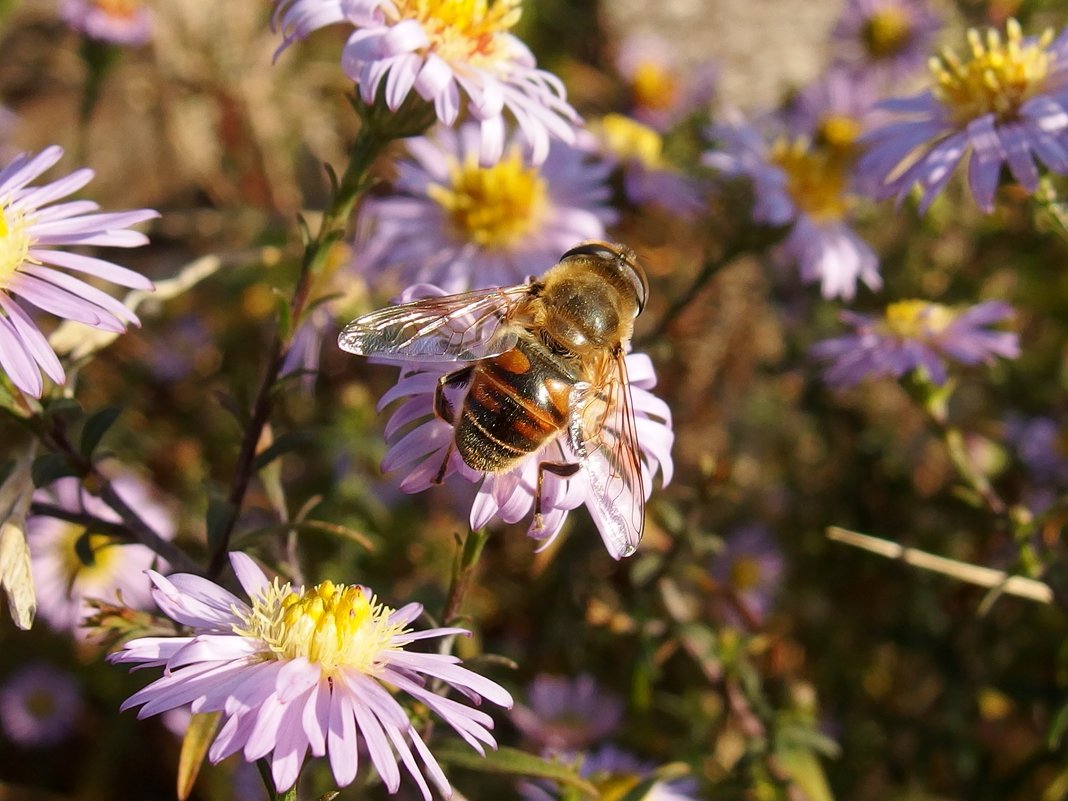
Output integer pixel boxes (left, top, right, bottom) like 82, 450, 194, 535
456, 346, 572, 473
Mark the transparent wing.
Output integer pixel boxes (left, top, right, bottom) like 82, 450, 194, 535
337, 284, 533, 362
568, 352, 646, 559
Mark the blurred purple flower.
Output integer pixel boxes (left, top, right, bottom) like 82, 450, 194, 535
375, 288, 674, 559
521, 744, 700, 801
704, 118, 881, 300
614, 32, 718, 131
585, 115, 706, 218
830, 0, 941, 84
811, 299, 1020, 387
110, 552, 512, 797
352, 122, 616, 292
511, 673, 623, 751
28, 472, 175, 637
0, 662, 82, 748
782, 68, 883, 147
1005, 416, 1068, 487
0, 145, 157, 397
272, 0, 579, 164
711, 524, 785, 625
60, 0, 153, 45
857, 19, 1068, 212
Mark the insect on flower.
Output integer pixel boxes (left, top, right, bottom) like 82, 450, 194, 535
339, 241, 651, 558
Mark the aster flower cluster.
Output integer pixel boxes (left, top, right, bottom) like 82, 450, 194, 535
811, 300, 1019, 387
0, 146, 157, 397
110, 553, 513, 797
273, 0, 580, 164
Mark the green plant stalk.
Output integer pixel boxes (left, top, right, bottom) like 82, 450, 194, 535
207, 127, 390, 578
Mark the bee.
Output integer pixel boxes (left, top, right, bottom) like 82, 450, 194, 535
338, 241, 649, 558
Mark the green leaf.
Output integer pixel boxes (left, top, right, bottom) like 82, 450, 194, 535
177, 712, 221, 800
275, 289, 293, 342
617, 763, 692, 801
206, 496, 237, 554
79, 405, 122, 458
31, 453, 80, 488
433, 744, 598, 798
1049, 699, 1068, 748
775, 745, 835, 801
253, 430, 315, 472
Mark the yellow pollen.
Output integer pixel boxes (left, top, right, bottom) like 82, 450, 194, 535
428, 148, 547, 248
816, 114, 863, 153
931, 19, 1054, 124
595, 773, 643, 801
0, 201, 31, 287
594, 114, 664, 167
630, 61, 679, 112
768, 137, 852, 223
389, 0, 521, 65
729, 556, 763, 592
863, 7, 913, 58
92, 0, 144, 19
233, 579, 406, 674
883, 300, 957, 340
56, 526, 121, 584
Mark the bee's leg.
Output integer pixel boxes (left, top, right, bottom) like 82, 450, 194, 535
533, 461, 581, 530
433, 366, 474, 423
431, 367, 472, 486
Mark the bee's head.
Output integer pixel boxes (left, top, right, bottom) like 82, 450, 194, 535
560, 241, 648, 315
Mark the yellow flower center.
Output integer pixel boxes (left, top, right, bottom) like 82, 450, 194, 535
0, 201, 31, 287
56, 526, 122, 585
768, 137, 852, 223
882, 300, 956, 340
428, 148, 547, 248
91, 0, 144, 19
863, 7, 913, 58
234, 579, 407, 675
26, 687, 59, 719
389, 0, 521, 66
729, 555, 763, 592
594, 114, 664, 167
931, 19, 1053, 124
816, 114, 863, 153
630, 61, 679, 112
595, 772, 643, 801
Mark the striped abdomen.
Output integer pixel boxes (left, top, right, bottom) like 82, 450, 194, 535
455, 338, 576, 473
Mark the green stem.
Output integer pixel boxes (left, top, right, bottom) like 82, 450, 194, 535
442, 528, 490, 627
207, 127, 389, 577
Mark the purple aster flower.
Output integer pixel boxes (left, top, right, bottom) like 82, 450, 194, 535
1005, 415, 1068, 486
352, 122, 616, 292
584, 115, 706, 218
60, 0, 153, 46
811, 299, 1020, 387
830, 0, 941, 85
110, 552, 513, 798
704, 117, 881, 300
0, 145, 157, 397
0, 662, 82, 748
857, 19, 1068, 212
614, 33, 717, 132
782, 68, 883, 149
28, 472, 175, 637
373, 284, 674, 559
272, 0, 579, 164
710, 524, 785, 626
521, 745, 700, 801
510, 673, 624, 751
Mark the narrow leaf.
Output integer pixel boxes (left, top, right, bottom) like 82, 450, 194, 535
31, 453, 80, 488
80, 405, 122, 458
253, 430, 315, 471
433, 744, 598, 798
177, 711, 221, 800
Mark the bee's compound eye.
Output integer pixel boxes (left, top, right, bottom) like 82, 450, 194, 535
560, 242, 618, 262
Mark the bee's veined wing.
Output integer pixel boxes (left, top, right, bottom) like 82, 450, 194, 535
338, 284, 533, 362
568, 353, 646, 559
